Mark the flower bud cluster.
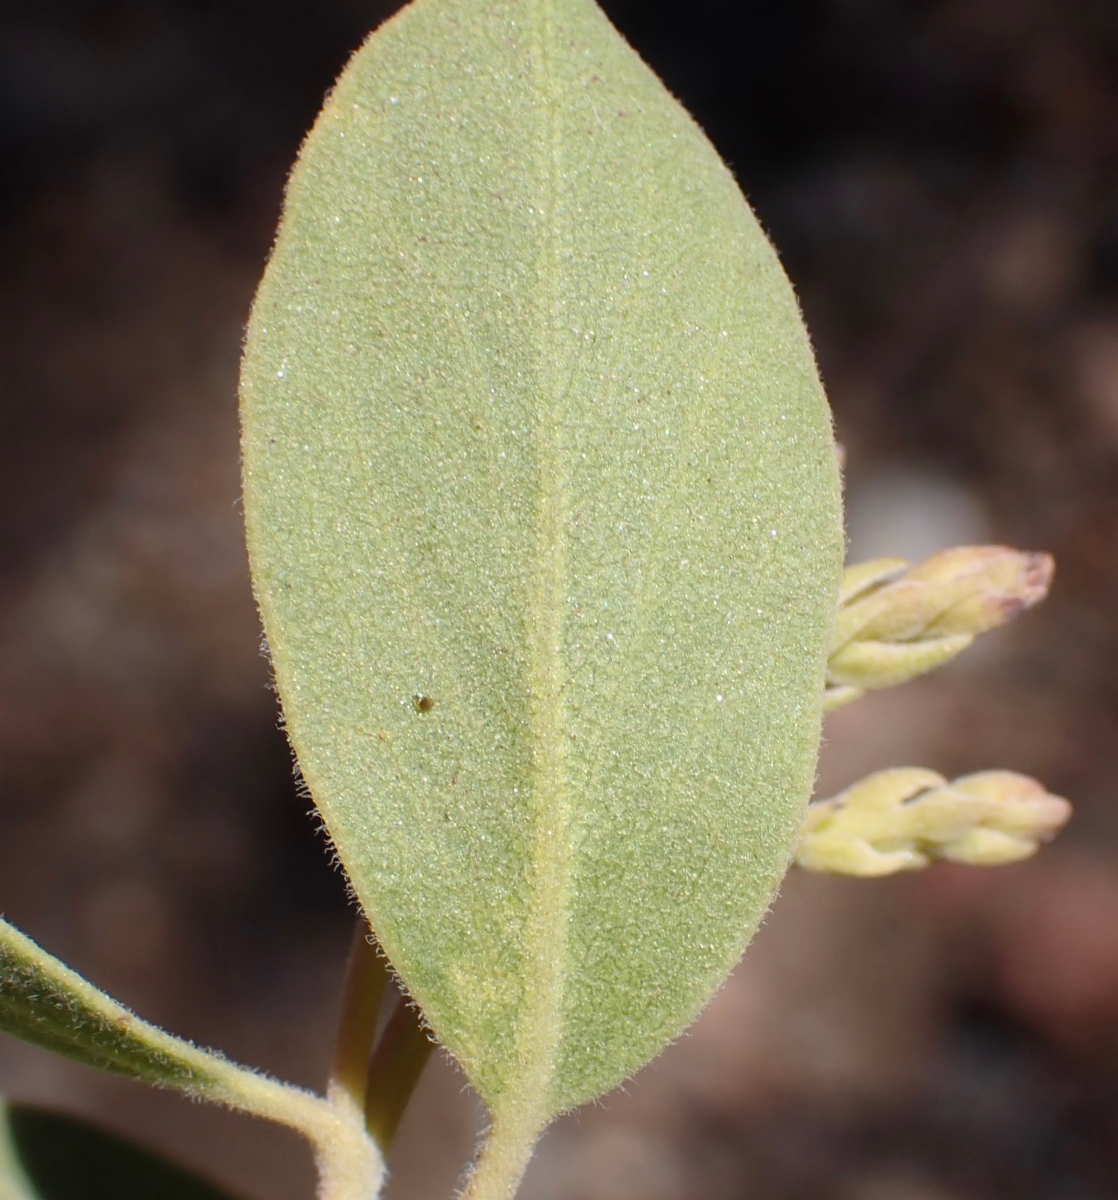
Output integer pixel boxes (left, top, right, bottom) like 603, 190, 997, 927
824, 546, 1054, 712
796, 767, 1071, 877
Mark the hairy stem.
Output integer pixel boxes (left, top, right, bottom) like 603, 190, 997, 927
459, 1105, 545, 1200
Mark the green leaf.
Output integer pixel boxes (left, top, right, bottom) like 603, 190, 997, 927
240, 0, 843, 1182
0, 1100, 239, 1200
0, 917, 268, 1107
0, 1102, 34, 1200
0, 918, 382, 1196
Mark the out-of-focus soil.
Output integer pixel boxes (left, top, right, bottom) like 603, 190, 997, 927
3, 2, 1118, 1198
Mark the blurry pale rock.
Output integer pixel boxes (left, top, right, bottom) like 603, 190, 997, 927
824, 546, 1054, 712
796, 767, 1071, 877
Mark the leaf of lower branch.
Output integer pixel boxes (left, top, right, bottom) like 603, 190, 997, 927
0, 918, 250, 1101
0, 1102, 34, 1200
240, 0, 843, 1173
0, 921, 384, 1198
0, 918, 334, 1138
0, 1100, 239, 1200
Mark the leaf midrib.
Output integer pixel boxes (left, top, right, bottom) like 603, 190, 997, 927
514, 0, 571, 1127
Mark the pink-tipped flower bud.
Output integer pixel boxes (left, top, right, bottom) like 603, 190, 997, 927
795, 767, 1071, 876
824, 546, 1054, 712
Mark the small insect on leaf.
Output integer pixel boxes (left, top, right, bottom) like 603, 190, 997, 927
414, 695, 435, 714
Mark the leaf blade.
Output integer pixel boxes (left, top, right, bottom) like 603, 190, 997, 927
241, 0, 842, 1133
0, 919, 226, 1095
0, 917, 359, 1159
0, 1104, 35, 1200
0, 1101, 241, 1200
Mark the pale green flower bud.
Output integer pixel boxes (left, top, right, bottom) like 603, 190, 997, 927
795, 767, 1071, 877
824, 546, 1054, 712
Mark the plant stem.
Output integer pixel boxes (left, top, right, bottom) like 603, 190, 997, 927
458, 1105, 544, 1200
364, 997, 435, 1154
328, 921, 392, 1115
201, 1061, 383, 1200
303, 1104, 384, 1200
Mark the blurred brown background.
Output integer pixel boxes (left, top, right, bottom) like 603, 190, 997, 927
2, 1, 1118, 1198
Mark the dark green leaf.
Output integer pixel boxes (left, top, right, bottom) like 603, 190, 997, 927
0, 1101, 239, 1200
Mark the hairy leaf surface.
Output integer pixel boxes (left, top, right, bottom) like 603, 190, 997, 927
0, 919, 331, 1138
241, 0, 842, 1134
0, 919, 237, 1095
